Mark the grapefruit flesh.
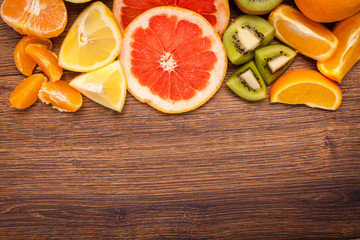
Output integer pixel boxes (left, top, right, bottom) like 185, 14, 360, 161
120, 7, 227, 113
113, 0, 230, 35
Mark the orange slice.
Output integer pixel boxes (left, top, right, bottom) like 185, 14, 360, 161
9, 74, 47, 109
270, 69, 342, 110
120, 6, 227, 113
0, 0, 67, 38
14, 36, 52, 76
317, 12, 360, 83
113, 0, 230, 35
25, 44, 63, 82
268, 4, 338, 62
38, 80, 83, 112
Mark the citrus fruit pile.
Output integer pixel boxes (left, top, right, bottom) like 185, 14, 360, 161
1, 0, 359, 113
223, 1, 360, 111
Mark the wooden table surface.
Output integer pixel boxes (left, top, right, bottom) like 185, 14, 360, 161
1, 0, 359, 239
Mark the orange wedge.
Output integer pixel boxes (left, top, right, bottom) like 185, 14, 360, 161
0, 0, 67, 38
270, 69, 342, 110
268, 4, 338, 62
9, 74, 47, 109
38, 80, 83, 112
25, 44, 63, 82
14, 36, 52, 76
317, 12, 360, 83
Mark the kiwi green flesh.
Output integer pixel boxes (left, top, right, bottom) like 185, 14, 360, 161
255, 44, 297, 85
223, 15, 275, 65
235, 0, 283, 14
226, 61, 267, 101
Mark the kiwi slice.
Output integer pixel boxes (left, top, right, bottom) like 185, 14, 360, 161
226, 60, 267, 101
222, 15, 275, 65
235, 0, 283, 15
255, 44, 297, 85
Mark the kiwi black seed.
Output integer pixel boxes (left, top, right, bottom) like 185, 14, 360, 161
226, 60, 267, 101
255, 44, 297, 85
223, 15, 275, 65
235, 0, 283, 15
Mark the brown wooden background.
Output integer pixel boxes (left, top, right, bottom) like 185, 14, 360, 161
0, 0, 359, 239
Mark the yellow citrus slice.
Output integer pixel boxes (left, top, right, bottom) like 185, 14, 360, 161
120, 6, 227, 113
270, 69, 342, 110
69, 60, 127, 112
59, 1, 122, 72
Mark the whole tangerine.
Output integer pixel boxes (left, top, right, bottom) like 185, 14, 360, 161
294, 0, 360, 23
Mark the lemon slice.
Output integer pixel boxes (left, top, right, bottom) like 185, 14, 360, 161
59, 1, 122, 72
69, 60, 127, 112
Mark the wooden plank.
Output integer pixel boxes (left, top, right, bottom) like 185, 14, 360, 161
0, 0, 360, 239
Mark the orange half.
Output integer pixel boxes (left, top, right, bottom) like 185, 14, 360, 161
270, 69, 342, 110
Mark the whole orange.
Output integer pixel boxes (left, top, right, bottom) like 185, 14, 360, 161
294, 0, 360, 23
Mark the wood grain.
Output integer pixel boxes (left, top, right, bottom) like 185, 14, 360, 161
0, 0, 360, 239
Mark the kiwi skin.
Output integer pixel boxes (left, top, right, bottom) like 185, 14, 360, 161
222, 15, 275, 65
226, 60, 267, 101
255, 44, 297, 85
235, 0, 283, 15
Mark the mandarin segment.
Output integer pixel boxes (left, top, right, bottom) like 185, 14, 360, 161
38, 80, 83, 112
0, 0, 67, 38
25, 44, 63, 82
270, 69, 342, 110
9, 74, 47, 109
14, 36, 52, 76
317, 12, 360, 83
268, 4, 339, 62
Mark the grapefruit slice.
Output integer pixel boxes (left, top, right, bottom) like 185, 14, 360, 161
120, 6, 227, 113
113, 0, 230, 35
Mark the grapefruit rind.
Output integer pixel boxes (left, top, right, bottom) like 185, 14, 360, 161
113, 0, 230, 35
120, 6, 227, 113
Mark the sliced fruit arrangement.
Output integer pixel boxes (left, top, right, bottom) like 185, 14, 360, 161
294, 0, 360, 23
120, 6, 227, 113
0, 0, 67, 38
317, 12, 360, 83
9, 74, 47, 109
14, 36, 52, 76
25, 44, 63, 82
226, 61, 267, 101
270, 69, 342, 111
255, 44, 297, 85
70, 61, 127, 112
59, 1, 122, 72
38, 80, 83, 112
113, 0, 230, 35
223, 15, 275, 65
235, 0, 283, 15
268, 4, 339, 62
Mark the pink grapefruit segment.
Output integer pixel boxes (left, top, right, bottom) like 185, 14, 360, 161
120, 6, 227, 113
113, 0, 230, 35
